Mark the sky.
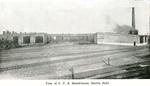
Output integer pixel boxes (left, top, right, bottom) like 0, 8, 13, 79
0, 0, 149, 35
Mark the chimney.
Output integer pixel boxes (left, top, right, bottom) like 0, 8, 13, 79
129, 7, 138, 35
132, 7, 135, 29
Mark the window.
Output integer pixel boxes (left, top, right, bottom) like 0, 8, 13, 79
35, 36, 43, 43
23, 36, 30, 44
13, 36, 18, 44
140, 36, 144, 43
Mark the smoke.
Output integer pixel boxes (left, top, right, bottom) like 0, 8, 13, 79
113, 24, 135, 34
104, 15, 135, 34
100, 15, 118, 33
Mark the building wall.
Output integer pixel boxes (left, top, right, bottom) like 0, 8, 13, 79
17, 33, 48, 46
48, 34, 95, 43
95, 32, 148, 46
1, 32, 148, 47
0, 33, 48, 46
0, 33, 95, 46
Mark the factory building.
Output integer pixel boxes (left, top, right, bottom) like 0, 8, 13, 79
94, 6, 149, 46
0, 31, 95, 46
94, 32, 148, 46
0, 2, 149, 47
0, 31, 49, 46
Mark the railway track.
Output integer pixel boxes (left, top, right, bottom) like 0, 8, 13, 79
23, 52, 150, 79
0, 47, 148, 72
86, 55, 150, 79
1, 46, 144, 62
0, 45, 149, 79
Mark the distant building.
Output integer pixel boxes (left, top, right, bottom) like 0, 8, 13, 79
0, 31, 95, 46
94, 32, 148, 46
0, 31, 49, 46
94, 7, 148, 46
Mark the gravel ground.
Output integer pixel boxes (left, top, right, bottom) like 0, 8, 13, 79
0, 43, 149, 79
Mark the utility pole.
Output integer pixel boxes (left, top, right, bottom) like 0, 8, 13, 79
148, 1, 150, 49
69, 67, 75, 79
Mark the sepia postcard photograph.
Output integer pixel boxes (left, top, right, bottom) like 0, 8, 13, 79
0, 0, 150, 85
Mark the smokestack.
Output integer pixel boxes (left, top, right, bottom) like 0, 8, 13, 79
129, 7, 138, 35
132, 7, 135, 29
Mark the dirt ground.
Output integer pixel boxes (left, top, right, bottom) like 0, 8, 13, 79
0, 42, 149, 79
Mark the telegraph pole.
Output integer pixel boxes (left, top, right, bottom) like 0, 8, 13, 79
148, 1, 150, 49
